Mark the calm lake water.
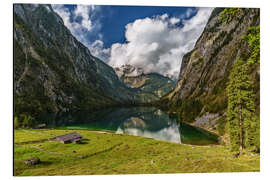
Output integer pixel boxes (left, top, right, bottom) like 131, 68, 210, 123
39, 107, 219, 145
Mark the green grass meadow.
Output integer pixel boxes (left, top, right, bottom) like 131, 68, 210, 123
14, 129, 260, 176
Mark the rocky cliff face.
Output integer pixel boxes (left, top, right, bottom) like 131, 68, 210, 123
162, 8, 260, 128
114, 64, 176, 98
14, 4, 139, 116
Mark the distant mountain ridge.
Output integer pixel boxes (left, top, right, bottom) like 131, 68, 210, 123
114, 64, 176, 98
115, 64, 144, 78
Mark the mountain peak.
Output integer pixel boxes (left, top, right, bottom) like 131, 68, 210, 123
114, 64, 144, 78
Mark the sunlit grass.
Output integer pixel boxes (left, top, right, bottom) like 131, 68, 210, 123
14, 129, 259, 176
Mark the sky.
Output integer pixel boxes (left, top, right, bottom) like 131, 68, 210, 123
52, 4, 213, 79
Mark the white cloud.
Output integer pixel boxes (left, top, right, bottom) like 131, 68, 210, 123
160, 13, 169, 20
52, 4, 101, 47
52, 5, 72, 29
73, 5, 94, 31
52, 5, 213, 79
170, 17, 180, 25
88, 40, 110, 61
108, 7, 213, 79
185, 8, 196, 18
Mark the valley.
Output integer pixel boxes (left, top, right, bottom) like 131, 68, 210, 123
13, 4, 260, 176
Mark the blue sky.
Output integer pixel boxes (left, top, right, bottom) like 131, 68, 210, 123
52, 4, 213, 79
100, 5, 195, 47
55, 5, 197, 48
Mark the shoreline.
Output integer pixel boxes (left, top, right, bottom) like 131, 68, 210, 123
16, 127, 221, 147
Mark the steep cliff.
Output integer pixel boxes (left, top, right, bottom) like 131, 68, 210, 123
161, 8, 260, 130
14, 4, 139, 117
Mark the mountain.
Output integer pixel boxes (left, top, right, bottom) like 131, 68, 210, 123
160, 8, 260, 131
14, 4, 142, 117
115, 64, 144, 78
114, 64, 176, 98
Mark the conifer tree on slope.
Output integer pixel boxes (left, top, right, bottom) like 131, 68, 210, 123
226, 57, 257, 154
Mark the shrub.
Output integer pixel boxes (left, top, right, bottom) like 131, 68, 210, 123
14, 116, 20, 129
20, 114, 35, 128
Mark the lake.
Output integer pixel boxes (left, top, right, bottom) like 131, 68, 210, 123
39, 107, 219, 145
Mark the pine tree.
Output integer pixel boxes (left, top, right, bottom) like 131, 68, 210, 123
243, 25, 260, 152
226, 57, 257, 154
244, 25, 260, 65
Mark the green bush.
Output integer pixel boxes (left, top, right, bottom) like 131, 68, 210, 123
14, 116, 20, 129
20, 114, 35, 128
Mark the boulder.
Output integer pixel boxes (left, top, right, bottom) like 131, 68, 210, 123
24, 157, 40, 165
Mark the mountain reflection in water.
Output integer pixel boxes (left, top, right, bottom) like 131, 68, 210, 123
116, 118, 181, 143
39, 107, 218, 145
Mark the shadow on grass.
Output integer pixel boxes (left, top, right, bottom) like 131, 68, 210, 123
77, 141, 88, 145
76, 139, 90, 144
39, 161, 53, 166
